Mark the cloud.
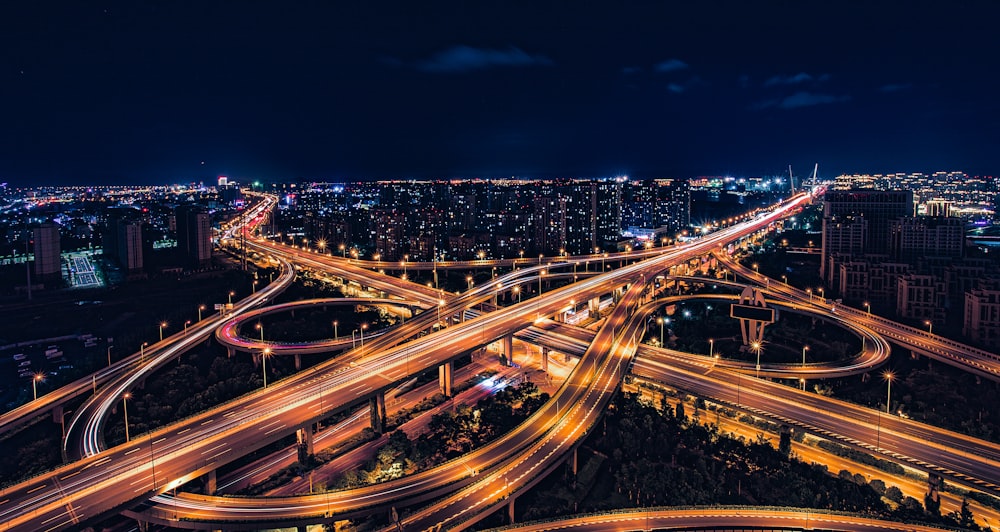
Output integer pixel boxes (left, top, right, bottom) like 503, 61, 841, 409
879, 83, 913, 93
752, 91, 851, 110
667, 83, 685, 94
653, 58, 688, 73
414, 45, 553, 73
763, 72, 827, 87
621, 66, 641, 75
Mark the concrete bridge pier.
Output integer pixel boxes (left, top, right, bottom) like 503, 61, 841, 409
588, 297, 600, 319
439, 361, 454, 397
136, 519, 149, 532
226, 346, 235, 359
540, 347, 549, 372
294, 353, 302, 370
502, 334, 514, 366
508, 495, 516, 524
205, 469, 217, 495
297, 424, 315, 463
369, 392, 387, 434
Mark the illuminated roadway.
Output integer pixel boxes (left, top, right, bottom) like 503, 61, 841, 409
717, 253, 1000, 383
477, 507, 954, 532
0, 193, 815, 531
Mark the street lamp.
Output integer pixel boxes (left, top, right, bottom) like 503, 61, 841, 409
360, 323, 368, 348
752, 341, 763, 378
107, 345, 113, 366
513, 286, 521, 303
883, 370, 895, 414
32, 372, 44, 401
256, 322, 264, 342
818, 287, 825, 301
709, 338, 714, 358
333, 320, 339, 340
261, 348, 272, 388
657, 317, 664, 346
159, 321, 167, 341
228, 291, 235, 305
752, 263, 759, 274
539, 270, 545, 295
184, 320, 191, 335
466, 275, 474, 290
924, 320, 933, 335
339, 243, 346, 258
198, 304, 205, 321
781, 275, 788, 285
806, 288, 812, 302
122, 392, 131, 442
437, 299, 445, 326
802, 345, 809, 365
864, 302, 871, 315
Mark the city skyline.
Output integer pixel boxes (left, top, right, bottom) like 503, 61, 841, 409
3, 2, 1000, 187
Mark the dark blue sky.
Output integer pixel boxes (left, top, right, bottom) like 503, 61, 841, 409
2, 1, 998, 186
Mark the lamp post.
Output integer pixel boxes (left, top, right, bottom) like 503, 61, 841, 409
140, 341, 149, 363
360, 323, 368, 348
159, 321, 167, 341
924, 320, 933, 335
539, 270, 545, 295
806, 288, 812, 302
466, 275, 474, 291
437, 299, 445, 326
864, 302, 871, 315
752, 341, 762, 378
122, 392, 131, 442
883, 370, 894, 413
781, 275, 788, 285
107, 345, 113, 367
184, 320, 191, 335
709, 338, 714, 358
513, 286, 521, 304
32, 373, 44, 401
753, 263, 759, 274
261, 348, 272, 388
198, 304, 205, 321
802, 345, 809, 365
256, 322, 264, 342
333, 320, 338, 340
252, 280, 257, 294
657, 317, 664, 346
818, 287, 824, 300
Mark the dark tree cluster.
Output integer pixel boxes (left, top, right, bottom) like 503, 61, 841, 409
335, 382, 549, 488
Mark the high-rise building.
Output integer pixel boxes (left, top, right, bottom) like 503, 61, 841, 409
176, 205, 212, 268
964, 280, 1000, 350
821, 190, 914, 281
33, 223, 61, 280
890, 216, 965, 263
104, 208, 145, 274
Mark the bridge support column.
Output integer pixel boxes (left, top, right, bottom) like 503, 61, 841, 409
297, 425, 315, 463
136, 520, 149, 532
205, 469, 217, 495
502, 334, 514, 366
439, 361, 453, 397
294, 353, 302, 370
588, 297, 600, 319
508, 496, 515, 524
572, 448, 578, 475
540, 347, 549, 372
369, 392, 387, 434
226, 346, 235, 359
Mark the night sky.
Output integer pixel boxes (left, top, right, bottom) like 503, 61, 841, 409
3, 1, 999, 186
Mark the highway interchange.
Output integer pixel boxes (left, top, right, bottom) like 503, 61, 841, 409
1, 190, 997, 531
